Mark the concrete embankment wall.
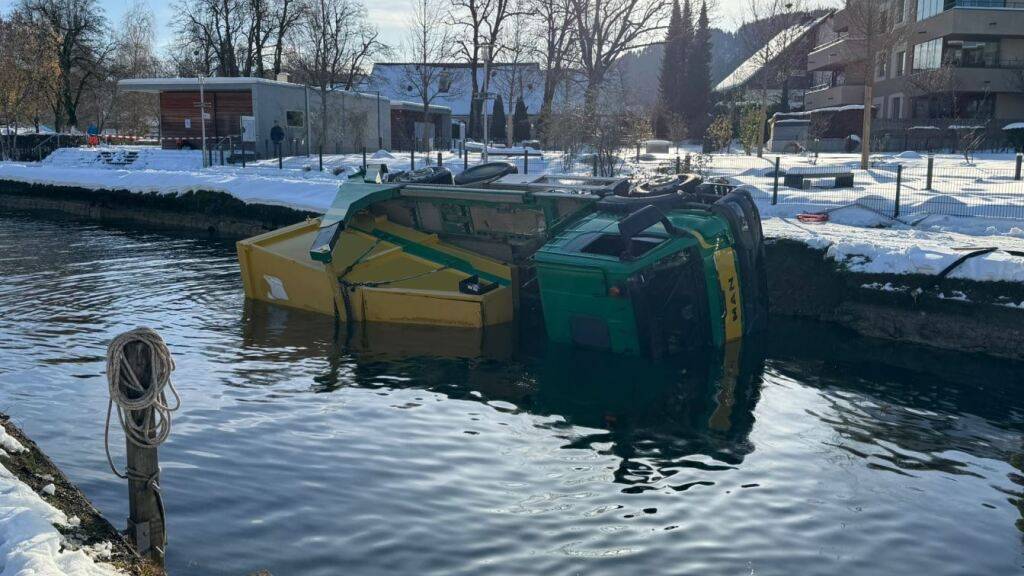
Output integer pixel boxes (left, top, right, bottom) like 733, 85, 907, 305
3, 181, 1023, 359
0, 179, 315, 238
765, 239, 1024, 360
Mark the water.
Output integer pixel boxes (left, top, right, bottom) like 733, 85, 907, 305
1, 212, 1024, 575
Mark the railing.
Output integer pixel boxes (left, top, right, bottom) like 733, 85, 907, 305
952, 0, 1024, 9
811, 33, 849, 52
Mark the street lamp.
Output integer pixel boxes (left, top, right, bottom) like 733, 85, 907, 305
480, 44, 492, 163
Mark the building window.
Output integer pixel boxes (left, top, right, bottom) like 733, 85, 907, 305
895, 50, 906, 76
912, 38, 942, 71
895, 0, 906, 23
286, 110, 304, 128
945, 39, 999, 68
916, 0, 943, 21
438, 72, 452, 93
877, 52, 889, 79
891, 96, 902, 119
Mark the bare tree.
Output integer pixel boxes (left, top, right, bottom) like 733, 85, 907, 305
843, 0, 908, 168
403, 0, 455, 151
568, 0, 669, 112
449, 0, 519, 139
20, 0, 111, 131
529, 0, 576, 144
289, 0, 384, 154
491, 6, 540, 144
96, 1, 160, 135
737, 0, 806, 158
0, 11, 53, 158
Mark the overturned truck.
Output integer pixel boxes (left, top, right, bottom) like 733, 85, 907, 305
237, 163, 768, 355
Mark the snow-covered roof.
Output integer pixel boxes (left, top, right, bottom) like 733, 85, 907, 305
119, 77, 382, 101
1002, 122, 1024, 131
715, 13, 830, 92
360, 63, 547, 116
772, 104, 866, 120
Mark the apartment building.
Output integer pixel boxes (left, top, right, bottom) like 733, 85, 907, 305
802, 0, 1024, 147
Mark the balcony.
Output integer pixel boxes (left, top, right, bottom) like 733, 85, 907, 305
804, 84, 865, 110
807, 36, 865, 72
915, 4, 1024, 39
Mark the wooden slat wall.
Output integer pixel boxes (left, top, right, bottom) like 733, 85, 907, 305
158, 91, 253, 149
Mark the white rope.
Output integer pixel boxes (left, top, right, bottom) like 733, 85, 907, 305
104, 327, 179, 479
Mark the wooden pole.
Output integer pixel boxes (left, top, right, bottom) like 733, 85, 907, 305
123, 341, 164, 566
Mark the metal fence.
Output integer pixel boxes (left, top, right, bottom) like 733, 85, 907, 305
689, 152, 1024, 221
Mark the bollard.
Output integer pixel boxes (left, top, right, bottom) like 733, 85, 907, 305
437, 151, 443, 168
105, 328, 178, 568
772, 156, 780, 205
684, 153, 692, 173
411, 148, 415, 171
894, 163, 903, 219
592, 155, 598, 177
636, 143, 641, 163
241, 143, 246, 168
362, 146, 367, 172
464, 146, 469, 170
278, 145, 283, 169
524, 148, 529, 175
1016, 153, 1022, 181
675, 155, 681, 174
208, 147, 214, 168
319, 146, 323, 172
926, 155, 934, 190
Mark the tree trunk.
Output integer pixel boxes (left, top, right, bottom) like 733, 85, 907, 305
756, 84, 767, 158
861, 81, 873, 169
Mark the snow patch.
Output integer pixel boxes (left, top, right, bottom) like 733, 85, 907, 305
0, 465, 123, 575
0, 427, 26, 456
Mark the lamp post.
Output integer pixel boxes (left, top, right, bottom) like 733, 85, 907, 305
198, 72, 208, 168
375, 90, 383, 150
481, 44, 492, 163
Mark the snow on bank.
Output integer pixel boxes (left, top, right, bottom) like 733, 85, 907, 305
0, 460, 122, 575
762, 204, 1024, 283
1, 147, 1022, 284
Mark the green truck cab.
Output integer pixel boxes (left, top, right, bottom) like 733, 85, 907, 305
534, 187, 768, 356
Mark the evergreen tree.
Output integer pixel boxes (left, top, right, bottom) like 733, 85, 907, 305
513, 97, 531, 143
657, 1, 684, 120
684, 0, 713, 137
490, 95, 507, 143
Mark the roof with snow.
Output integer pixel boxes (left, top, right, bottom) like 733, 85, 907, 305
360, 63, 547, 117
119, 77, 382, 101
715, 13, 831, 93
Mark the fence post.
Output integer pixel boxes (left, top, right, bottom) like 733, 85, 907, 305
411, 148, 415, 171
772, 156, 780, 206
277, 144, 282, 170
1016, 153, 1022, 181
241, 143, 246, 168
209, 147, 214, 168
524, 148, 529, 175
464, 146, 469, 170
362, 147, 367, 172
925, 155, 934, 190
319, 145, 323, 172
894, 163, 903, 219
437, 151, 443, 168
684, 153, 692, 173
592, 154, 598, 177
675, 155, 681, 174
636, 143, 640, 163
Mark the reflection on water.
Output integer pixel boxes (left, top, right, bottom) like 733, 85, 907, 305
2, 213, 1024, 575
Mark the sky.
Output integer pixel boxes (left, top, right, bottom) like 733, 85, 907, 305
0, 0, 802, 61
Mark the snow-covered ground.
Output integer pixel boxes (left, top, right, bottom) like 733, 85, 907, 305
0, 429, 122, 575
1, 146, 1023, 284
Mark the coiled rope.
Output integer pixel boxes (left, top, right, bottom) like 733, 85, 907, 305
104, 328, 178, 552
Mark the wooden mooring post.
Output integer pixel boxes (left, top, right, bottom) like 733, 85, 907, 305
106, 329, 177, 569
121, 340, 164, 565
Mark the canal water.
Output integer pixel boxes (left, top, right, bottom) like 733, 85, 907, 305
1, 212, 1023, 575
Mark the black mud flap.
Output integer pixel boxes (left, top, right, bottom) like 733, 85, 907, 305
712, 187, 769, 334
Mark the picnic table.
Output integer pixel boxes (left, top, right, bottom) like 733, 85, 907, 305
784, 165, 855, 189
